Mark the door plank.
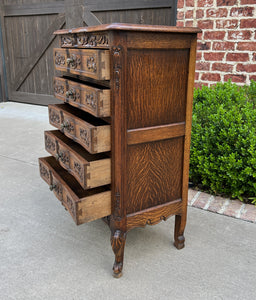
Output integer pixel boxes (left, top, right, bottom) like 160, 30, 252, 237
13, 13, 65, 92
3, 2, 65, 16
2, 0, 177, 105
83, 7, 101, 26
10, 91, 60, 105
85, 0, 172, 11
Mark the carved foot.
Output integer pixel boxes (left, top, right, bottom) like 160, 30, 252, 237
174, 235, 185, 250
174, 214, 186, 250
111, 230, 126, 278
113, 261, 123, 278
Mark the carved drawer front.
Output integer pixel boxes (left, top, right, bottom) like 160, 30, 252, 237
48, 104, 111, 154
39, 156, 111, 225
44, 130, 111, 189
53, 77, 110, 117
54, 48, 110, 80
59, 32, 109, 49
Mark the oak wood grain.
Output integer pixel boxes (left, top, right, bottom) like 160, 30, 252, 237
126, 138, 184, 214
126, 199, 182, 231
127, 48, 189, 129
127, 122, 185, 145
126, 32, 193, 49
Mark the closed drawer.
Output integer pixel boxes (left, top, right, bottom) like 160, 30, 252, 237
48, 104, 110, 154
53, 76, 110, 117
39, 156, 111, 225
45, 130, 111, 189
54, 48, 110, 80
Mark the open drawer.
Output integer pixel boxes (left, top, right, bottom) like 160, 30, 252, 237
44, 130, 111, 189
53, 76, 110, 117
39, 156, 111, 225
48, 103, 110, 154
54, 48, 110, 80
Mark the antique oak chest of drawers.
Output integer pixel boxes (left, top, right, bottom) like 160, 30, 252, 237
39, 23, 200, 277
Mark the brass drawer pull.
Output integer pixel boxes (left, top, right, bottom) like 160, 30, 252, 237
49, 184, 56, 191
55, 153, 61, 160
66, 54, 80, 69
66, 90, 73, 97
61, 121, 70, 130
59, 151, 69, 165
66, 57, 73, 65
61, 120, 74, 133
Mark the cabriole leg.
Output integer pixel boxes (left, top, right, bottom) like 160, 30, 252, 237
174, 214, 186, 250
111, 230, 126, 278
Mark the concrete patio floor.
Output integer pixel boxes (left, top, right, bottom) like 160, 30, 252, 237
0, 102, 255, 300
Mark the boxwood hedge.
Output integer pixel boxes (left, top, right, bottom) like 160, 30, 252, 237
190, 80, 256, 204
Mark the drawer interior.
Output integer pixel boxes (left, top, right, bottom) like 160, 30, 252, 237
54, 103, 110, 126
61, 75, 110, 90
47, 130, 110, 161
42, 156, 110, 198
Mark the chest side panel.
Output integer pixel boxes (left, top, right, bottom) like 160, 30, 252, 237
125, 33, 192, 214
127, 48, 189, 129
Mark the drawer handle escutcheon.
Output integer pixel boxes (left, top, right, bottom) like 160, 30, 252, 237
61, 121, 74, 133
61, 121, 69, 130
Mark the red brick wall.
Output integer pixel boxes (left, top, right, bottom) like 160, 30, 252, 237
177, 0, 256, 87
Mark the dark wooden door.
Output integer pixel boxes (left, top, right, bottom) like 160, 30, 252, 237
0, 0, 177, 105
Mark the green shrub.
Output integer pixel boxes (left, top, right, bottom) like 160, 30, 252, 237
190, 80, 256, 204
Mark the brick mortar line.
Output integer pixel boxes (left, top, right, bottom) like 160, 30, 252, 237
218, 199, 230, 214
190, 191, 201, 206
203, 195, 214, 210
188, 189, 256, 224
237, 203, 246, 219
182, 16, 256, 21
